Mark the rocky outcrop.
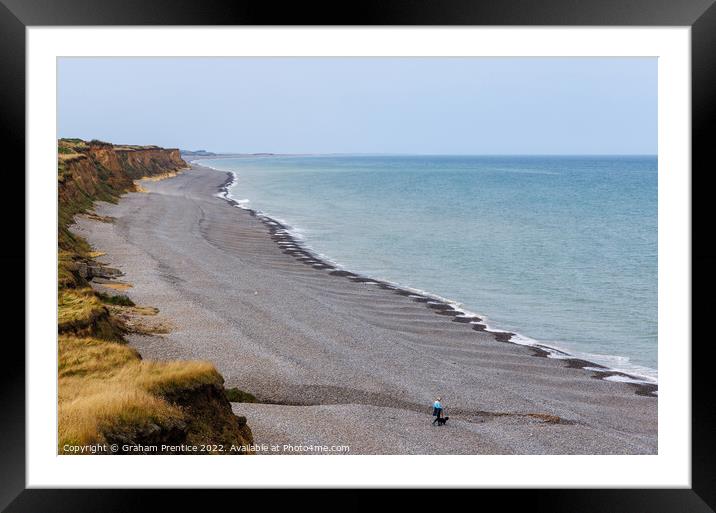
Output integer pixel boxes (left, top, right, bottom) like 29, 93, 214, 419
76, 262, 124, 281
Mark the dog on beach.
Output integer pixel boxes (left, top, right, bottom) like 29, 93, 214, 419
436, 416, 449, 426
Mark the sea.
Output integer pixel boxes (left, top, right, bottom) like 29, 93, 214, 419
198, 155, 657, 382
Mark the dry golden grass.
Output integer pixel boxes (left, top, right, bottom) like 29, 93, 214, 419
122, 360, 221, 396
59, 336, 139, 379
59, 380, 183, 447
58, 288, 107, 332
58, 335, 221, 450
58, 251, 80, 289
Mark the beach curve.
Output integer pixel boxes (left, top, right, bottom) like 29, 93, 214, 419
71, 162, 658, 455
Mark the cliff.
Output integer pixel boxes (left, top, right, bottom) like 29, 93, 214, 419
57, 139, 253, 454
58, 140, 186, 251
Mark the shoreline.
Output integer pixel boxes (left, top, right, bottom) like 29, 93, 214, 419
211, 164, 658, 394
73, 162, 657, 454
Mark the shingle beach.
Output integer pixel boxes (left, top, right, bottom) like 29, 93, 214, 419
71, 163, 657, 455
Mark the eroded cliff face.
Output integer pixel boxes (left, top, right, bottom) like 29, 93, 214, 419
58, 141, 187, 242
116, 147, 186, 178
57, 139, 254, 454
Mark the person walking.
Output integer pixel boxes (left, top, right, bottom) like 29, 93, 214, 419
432, 397, 443, 425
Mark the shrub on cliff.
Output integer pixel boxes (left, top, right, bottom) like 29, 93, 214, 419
97, 292, 135, 306
224, 387, 258, 403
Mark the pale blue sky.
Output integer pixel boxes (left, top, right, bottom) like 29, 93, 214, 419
58, 57, 656, 155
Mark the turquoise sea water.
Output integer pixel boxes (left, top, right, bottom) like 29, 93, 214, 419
199, 155, 657, 380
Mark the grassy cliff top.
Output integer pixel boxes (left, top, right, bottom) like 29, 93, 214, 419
59, 138, 173, 153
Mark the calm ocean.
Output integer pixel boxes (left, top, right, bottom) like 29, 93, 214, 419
199, 155, 657, 381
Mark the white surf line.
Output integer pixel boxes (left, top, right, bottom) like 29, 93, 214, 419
204, 160, 658, 388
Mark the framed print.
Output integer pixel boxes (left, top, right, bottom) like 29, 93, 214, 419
3, 0, 715, 509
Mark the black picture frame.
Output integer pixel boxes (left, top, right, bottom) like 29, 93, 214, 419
3, 0, 714, 509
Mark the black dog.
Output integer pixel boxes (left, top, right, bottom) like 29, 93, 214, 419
436, 416, 450, 426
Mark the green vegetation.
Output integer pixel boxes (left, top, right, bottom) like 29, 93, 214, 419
97, 291, 135, 306
224, 387, 258, 403
58, 138, 88, 153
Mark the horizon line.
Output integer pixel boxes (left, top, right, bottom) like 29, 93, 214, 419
192, 151, 658, 157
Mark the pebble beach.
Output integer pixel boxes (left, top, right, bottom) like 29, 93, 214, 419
71, 162, 658, 455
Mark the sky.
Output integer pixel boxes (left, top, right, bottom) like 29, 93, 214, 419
58, 57, 657, 155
